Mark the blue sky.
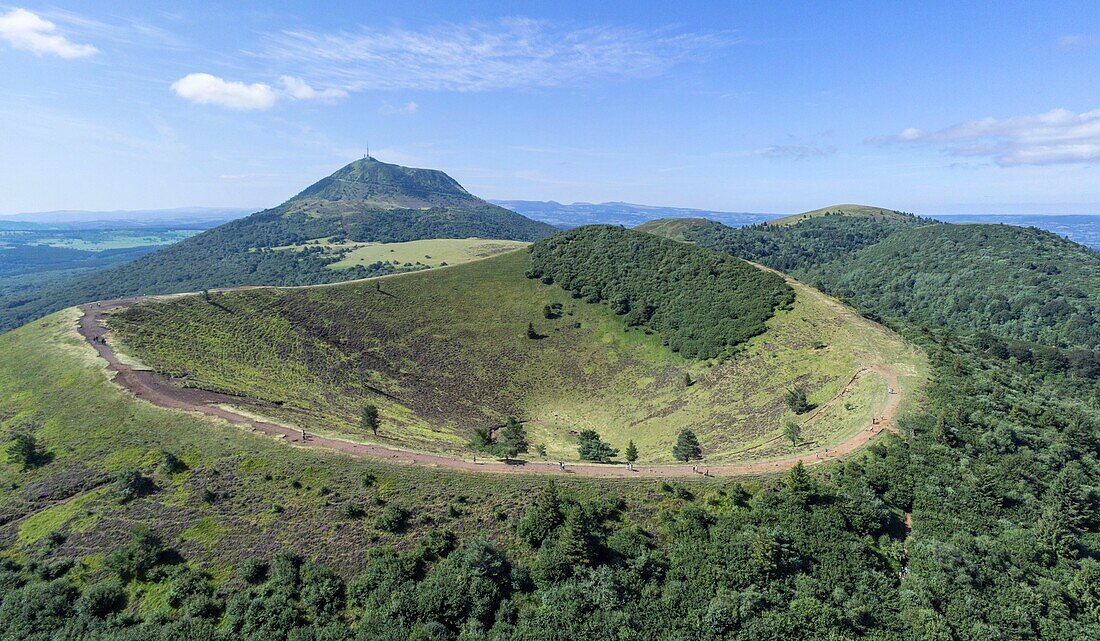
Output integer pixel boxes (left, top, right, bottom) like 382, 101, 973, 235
1, 1, 1099, 214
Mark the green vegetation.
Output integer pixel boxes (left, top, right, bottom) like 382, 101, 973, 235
527, 225, 795, 359
805, 223, 1100, 350
767, 203, 917, 226
672, 428, 703, 461
107, 243, 922, 463
0, 209, 1098, 638
0, 158, 555, 333
575, 429, 618, 462
328, 237, 528, 270
643, 211, 1099, 354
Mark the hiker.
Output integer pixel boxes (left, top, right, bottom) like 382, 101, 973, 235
300, 428, 306, 442
559, 461, 565, 472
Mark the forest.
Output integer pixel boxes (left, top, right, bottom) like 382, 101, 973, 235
526, 226, 794, 359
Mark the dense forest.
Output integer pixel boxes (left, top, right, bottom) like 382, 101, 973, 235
527, 225, 794, 359
663, 212, 930, 273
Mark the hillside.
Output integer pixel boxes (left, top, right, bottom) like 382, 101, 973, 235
806, 223, 1100, 351
767, 204, 916, 226
640, 208, 931, 273
642, 211, 1099, 366
0, 158, 556, 332
106, 227, 923, 464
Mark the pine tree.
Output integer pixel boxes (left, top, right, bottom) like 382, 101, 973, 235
672, 429, 703, 462
360, 404, 380, 436
625, 440, 638, 463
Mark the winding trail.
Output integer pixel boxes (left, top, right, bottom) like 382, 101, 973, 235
78, 299, 904, 479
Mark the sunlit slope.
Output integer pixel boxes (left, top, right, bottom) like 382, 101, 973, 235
768, 204, 915, 226
108, 233, 926, 464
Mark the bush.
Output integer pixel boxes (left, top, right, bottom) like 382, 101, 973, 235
112, 468, 155, 503
238, 558, 268, 585
75, 580, 126, 618
376, 505, 408, 533
104, 525, 165, 581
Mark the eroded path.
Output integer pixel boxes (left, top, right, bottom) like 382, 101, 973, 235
79, 299, 904, 478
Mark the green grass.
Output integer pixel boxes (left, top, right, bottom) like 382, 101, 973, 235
108, 250, 927, 463
0, 308, 670, 576
327, 237, 529, 270
767, 204, 911, 226
30, 230, 201, 250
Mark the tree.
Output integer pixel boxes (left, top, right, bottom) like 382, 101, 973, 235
683, 372, 694, 387
672, 429, 703, 462
5, 432, 42, 469
526, 322, 539, 339
625, 440, 638, 463
577, 430, 618, 463
361, 404, 380, 436
495, 417, 529, 460
783, 420, 801, 447
785, 387, 811, 414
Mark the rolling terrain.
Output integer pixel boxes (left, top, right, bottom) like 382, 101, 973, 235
0, 158, 556, 333
640, 207, 1100, 355
104, 226, 925, 465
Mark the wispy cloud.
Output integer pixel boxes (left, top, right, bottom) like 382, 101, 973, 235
874, 108, 1100, 166
1057, 34, 1095, 49
0, 8, 97, 58
258, 18, 732, 92
759, 144, 836, 160
378, 101, 419, 116
279, 75, 347, 101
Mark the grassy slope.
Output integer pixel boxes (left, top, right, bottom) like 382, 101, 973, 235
0, 309, 640, 585
768, 204, 911, 226
108, 250, 927, 463
326, 238, 528, 270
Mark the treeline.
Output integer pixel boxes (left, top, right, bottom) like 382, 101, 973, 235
526, 226, 794, 359
680, 213, 929, 273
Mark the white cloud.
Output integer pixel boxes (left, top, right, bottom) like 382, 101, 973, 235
0, 8, 97, 58
878, 108, 1100, 166
171, 73, 277, 111
259, 18, 731, 92
279, 75, 347, 101
379, 101, 419, 116
759, 144, 836, 160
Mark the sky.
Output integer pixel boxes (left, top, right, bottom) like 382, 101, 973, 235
1, 1, 1099, 215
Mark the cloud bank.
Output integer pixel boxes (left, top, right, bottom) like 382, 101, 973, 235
0, 8, 97, 58
879, 108, 1100, 166
259, 18, 731, 92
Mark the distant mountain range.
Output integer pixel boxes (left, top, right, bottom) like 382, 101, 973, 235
490, 200, 775, 229
494, 200, 1100, 249
0, 207, 252, 230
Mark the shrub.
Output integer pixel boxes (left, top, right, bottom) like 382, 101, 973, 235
238, 558, 268, 585
105, 525, 165, 581
75, 580, 126, 618
112, 468, 154, 503
376, 505, 408, 533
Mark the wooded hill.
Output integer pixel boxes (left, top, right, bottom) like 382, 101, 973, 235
640, 210, 1100, 358
0, 158, 557, 332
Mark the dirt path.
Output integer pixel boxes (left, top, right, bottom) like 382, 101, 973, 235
78, 299, 904, 479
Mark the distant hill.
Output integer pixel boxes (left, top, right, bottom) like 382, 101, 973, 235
492, 199, 773, 228
767, 204, 915, 227
0, 157, 556, 332
640, 208, 1099, 357
640, 205, 932, 273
